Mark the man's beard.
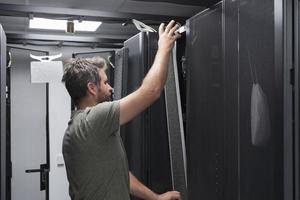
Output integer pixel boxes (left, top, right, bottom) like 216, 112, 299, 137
97, 93, 112, 103
105, 93, 113, 101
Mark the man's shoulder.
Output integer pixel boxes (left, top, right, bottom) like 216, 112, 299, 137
93, 100, 120, 109
85, 100, 120, 129
87, 100, 120, 115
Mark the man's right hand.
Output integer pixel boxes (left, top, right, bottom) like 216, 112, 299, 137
119, 20, 181, 125
158, 20, 181, 52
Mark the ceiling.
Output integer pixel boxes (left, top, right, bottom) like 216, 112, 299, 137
0, 0, 218, 47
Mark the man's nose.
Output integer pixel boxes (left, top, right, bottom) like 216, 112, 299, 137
109, 86, 114, 94
110, 87, 115, 100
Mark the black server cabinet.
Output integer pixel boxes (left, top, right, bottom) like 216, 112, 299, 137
0, 24, 7, 200
186, 3, 224, 200
122, 32, 172, 198
236, 0, 284, 199
296, 1, 300, 198
186, 0, 287, 200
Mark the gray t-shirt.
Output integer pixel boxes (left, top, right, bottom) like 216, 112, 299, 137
62, 101, 130, 200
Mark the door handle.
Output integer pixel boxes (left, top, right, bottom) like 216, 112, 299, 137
25, 164, 49, 191
25, 169, 44, 173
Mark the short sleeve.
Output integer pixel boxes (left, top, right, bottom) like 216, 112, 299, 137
85, 101, 120, 137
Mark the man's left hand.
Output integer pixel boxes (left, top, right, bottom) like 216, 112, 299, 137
156, 191, 181, 200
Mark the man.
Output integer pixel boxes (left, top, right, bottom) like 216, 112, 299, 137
62, 20, 181, 200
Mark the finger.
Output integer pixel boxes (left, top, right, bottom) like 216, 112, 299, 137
159, 23, 165, 36
173, 32, 182, 40
170, 191, 181, 199
170, 191, 180, 195
165, 20, 176, 33
175, 192, 181, 200
168, 24, 179, 36
178, 193, 182, 200
173, 194, 181, 200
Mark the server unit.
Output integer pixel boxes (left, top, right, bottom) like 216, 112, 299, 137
185, 0, 296, 199
121, 32, 173, 199
186, 3, 224, 200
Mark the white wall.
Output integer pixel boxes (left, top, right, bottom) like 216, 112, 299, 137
49, 82, 71, 200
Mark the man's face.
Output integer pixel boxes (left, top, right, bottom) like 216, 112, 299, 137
96, 69, 113, 103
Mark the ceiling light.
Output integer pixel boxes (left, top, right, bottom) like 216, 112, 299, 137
29, 18, 66, 30
29, 18, 102, 32
74, 21, 102, 32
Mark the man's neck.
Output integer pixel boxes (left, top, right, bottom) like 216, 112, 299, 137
77, 98, 97, 110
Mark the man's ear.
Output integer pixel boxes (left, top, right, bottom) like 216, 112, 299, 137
87, 82, 97, 96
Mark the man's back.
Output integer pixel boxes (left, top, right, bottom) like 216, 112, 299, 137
62, 101, 130, 200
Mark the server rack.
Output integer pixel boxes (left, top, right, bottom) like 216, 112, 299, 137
186, 3, 224, 199
122, 32, 173, 199
0, 23, 7, 200
295, 1, 300, 199
185, 0, 296, 200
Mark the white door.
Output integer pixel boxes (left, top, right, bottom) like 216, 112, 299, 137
10, 48, 47, 200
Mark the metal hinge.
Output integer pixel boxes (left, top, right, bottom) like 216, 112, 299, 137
5, 86, 8, 99
181, 56, 187, 80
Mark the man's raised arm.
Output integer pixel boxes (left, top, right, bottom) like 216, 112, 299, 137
119, 20, 180, 125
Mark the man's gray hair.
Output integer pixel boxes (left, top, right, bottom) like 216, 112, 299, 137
85, 56, 108, 71
62, 56, 108, 105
